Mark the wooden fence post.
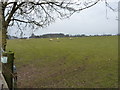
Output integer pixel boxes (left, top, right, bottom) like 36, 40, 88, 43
2, 51, 14, 90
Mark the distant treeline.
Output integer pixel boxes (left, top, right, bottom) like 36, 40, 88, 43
8, 33, 119, 39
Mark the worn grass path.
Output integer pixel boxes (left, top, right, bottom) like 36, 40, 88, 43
7, 36, 118, 88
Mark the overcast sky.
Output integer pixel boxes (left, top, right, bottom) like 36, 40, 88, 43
9, 0, 118, 37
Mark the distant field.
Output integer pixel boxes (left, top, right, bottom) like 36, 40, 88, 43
7, 36, 118, 88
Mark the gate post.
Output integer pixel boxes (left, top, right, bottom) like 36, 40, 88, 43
2, 51, 14, 90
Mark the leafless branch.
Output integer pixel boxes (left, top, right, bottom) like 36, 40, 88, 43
2, 0, 112, 37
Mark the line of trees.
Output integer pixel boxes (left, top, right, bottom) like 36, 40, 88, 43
8, 33, 118, 39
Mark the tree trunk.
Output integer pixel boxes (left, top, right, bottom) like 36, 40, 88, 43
2, 23, 7, 51
0, 3, 8, 51
0, 3, 2, 50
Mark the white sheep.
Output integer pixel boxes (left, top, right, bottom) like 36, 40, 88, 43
69, 38, 73, 40
49, 38, 53, 41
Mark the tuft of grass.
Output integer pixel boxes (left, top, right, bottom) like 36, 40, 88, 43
7, 36, 118, 88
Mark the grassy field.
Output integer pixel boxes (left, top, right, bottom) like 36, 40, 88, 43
6, 36, 118, 88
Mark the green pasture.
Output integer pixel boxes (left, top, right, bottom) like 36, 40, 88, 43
7, 36, 118, 88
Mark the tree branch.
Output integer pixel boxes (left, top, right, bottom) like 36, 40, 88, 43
6, 2, 25, 27
78, 0, 100, 11
11, 18, 43, 27
6, 2, 17, 27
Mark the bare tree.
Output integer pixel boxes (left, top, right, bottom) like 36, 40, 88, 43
0, 0, 105, 50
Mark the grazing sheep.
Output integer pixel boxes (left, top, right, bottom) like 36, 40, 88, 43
69, 38, 73, 40
49, 38, 53, 41
56, 38, 60, 42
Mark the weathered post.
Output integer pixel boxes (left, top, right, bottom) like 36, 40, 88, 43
2, 51, 14, 90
